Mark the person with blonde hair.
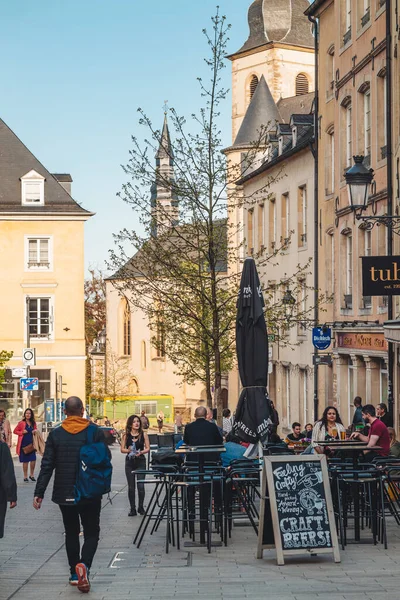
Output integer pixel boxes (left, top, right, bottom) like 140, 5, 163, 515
388, 427, 400, 458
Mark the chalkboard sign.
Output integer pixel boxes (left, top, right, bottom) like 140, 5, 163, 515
257, 455, 340, 565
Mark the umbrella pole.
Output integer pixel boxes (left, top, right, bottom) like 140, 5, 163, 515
258, 441, 263, 487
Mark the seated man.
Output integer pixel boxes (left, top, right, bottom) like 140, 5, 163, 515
284, 422, 305, 445
376, 403, 393, 428
351, 404, 390, 459
184, 406, 223, 463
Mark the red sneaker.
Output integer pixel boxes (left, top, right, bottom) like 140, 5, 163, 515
75, 563, 90, 593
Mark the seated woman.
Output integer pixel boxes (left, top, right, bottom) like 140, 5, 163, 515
310, 406, 346, 454
388, 427, 400, 458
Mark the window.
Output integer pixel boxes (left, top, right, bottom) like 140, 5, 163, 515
346, 235, 353, 296
327, 45, 335, 98
28, 297, 53, 339
364, 229, 372, 256
21, 170, 45, 205
134, 401, 157, 417
325, 128, 335, 194
363, 88, 371, 159
360, 0, 370, 26
25, 237, 52, 270
377, 70, 387, 159
247, 209, 254, 253
295, 73, 309, 96
298, 186, 307, 246
344, 0, 352, 42
123, 301, 131, 356
281, 193, 289, 246
257, 203, 265, 251
249, 75, 259, 100
269, 198, 276, 251
30, 369, 51, 407
155, 318, 166, 359
346, 103, 352, 168
326, 230, 335, 296
348, 360, 355, 420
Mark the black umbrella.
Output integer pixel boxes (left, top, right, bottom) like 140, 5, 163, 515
233, 257, 272, 444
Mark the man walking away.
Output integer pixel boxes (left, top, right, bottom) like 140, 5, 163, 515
34, 396, 111, 593
376, 403, 393, 428
0, 442, 17, 539
352, 397, 364, 426
140, 410, 150, 430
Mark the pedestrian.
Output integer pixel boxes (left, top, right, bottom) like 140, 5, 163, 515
0, 441, 17, 539
140, 410, 150, 430
174, 410, 183, 434
270, 400, 279, 434
0, 409, 12, 447
222, 408, 233, 435
352, 396, 364, 426
121, 414, 150, 516
33, 396, 111, 592
376, 403, 393, 428
13, 408, 37, 482
157, 410, 164, 433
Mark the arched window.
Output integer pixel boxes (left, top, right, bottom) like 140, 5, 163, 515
123, 300, 131, 356
295, 73, 309, 96
249, 75, 259, 100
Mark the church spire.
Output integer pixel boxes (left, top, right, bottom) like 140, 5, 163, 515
151, 113, 178, 236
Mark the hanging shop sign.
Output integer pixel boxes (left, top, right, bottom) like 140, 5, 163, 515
362, 255, 400, 296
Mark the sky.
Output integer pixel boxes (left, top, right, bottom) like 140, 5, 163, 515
1, 1, 249, 274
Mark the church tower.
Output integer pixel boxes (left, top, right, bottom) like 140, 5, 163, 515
150, 114, 179, 235
228, 0, 315, 143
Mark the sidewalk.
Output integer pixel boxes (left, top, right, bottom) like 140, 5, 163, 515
2, 447, 400, 600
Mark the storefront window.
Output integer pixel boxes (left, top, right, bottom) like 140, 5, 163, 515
0, 370, 23, 421
380, 365, 388, 404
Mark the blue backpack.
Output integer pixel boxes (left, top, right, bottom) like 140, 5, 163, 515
75, 424, 112, 503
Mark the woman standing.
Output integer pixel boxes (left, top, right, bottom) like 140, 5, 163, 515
312, 406, 346, 452
121, 415, 150, 516
157, 410, 164, 434
13, 408, 37, 482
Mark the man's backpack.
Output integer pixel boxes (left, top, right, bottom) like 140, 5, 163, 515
75, 425, 112, 503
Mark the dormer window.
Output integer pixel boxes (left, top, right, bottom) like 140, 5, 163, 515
292, 126, 298, 147
21, 170, 45, 205
278, 137, 283, 155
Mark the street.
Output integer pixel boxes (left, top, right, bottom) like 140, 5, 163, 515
1, 447, 400, 600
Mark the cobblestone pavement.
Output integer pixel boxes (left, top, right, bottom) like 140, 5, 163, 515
2, 447, 400, 600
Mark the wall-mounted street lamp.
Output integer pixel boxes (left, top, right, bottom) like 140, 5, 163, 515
344, 155, 400, 234
282, 287, 296, 319
98, 328, 106, 349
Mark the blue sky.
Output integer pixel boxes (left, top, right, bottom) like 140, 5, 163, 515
1, 1, 249, 273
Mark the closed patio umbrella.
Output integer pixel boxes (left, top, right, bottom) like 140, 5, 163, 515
233, 257, 272, 443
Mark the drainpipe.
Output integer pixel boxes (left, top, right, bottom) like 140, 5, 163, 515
308, 13, 320, 422
386, 0, 394, 419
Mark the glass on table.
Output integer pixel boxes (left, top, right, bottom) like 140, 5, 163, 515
331, 427, 338, 439
340, 430, 346, 441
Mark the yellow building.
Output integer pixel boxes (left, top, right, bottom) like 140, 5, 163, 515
0, 118, 93, 420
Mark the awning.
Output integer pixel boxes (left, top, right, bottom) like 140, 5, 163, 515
383, 320, 400, 344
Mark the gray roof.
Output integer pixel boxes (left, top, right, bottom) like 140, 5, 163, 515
277, 92, 314, 123
232, 0, 314, 56
232, 75, 281, 148
0, 119, 93, 216
52, 173, 73, 182
289, 114, 314, 126
236, 125, 314, 185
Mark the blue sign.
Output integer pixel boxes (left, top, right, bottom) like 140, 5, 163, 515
44, 400, 55, 422
19, 377, 39, 391
312, 327, 332, 350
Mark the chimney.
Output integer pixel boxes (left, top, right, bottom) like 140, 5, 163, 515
53, 173, 72, 195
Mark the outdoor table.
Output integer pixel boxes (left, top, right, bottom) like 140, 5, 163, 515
320, 442, 382, 541
175, 445, 226, 546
